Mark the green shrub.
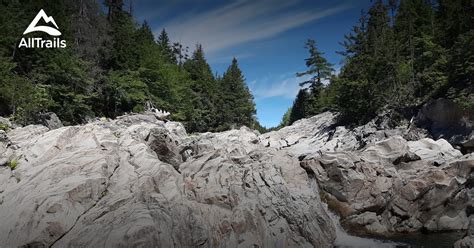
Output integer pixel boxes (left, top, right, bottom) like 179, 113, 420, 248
0, 123, 9, 131
8, 159, 18, 170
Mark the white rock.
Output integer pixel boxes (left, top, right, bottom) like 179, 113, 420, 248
408, 138, 463, 163
0, 113, 335, 247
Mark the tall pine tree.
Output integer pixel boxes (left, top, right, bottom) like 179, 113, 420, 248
289, 89, 310, 125
294, 39, 333, 118
183, 45, 218, 132
220, 58, 256, 129
157, 29, 177, 64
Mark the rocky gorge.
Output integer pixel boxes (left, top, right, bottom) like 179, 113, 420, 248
0, 104, 472, 247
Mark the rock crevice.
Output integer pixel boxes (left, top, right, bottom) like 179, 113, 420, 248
0, 111, 471, 247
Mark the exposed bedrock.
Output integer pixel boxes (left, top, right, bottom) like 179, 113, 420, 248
0, 114, 335, 247
263, 111, 472, 240
0, 110, 472, 247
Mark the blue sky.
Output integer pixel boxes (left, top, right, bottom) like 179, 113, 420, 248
131, 0, 372, 127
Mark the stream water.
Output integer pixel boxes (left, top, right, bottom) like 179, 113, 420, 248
324, 204, 464, 248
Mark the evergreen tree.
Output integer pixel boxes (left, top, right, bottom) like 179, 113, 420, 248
291, 39, 334, 122
183, 45, 218, 132
157, 29, 177, 64
2, 0, 472, 133
366, 0, 396, 108
279, 108, 292, 127
102, 8, 138, 70
70, 0, 110, 62
137, 21, 155, 45
289, 89, 310, 125
436, 0, 474, 108
172, 42, 189, 67
436, 0, 474, 48
335, 1, 395, 124
333, 78, 375, 125
392, 0, 438, 106
220, 58, 256, 129
105, 0, 124, 20
297, 39, 334, 88
447, 30, 474, 109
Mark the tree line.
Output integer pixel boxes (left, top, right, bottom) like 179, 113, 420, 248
282, 0, 473, 127
0, 0, 257, 133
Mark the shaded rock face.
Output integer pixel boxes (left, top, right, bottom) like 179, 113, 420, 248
0, 114, 335, 247
454, 218, 474, 248
39, 112, 63, 130
415, 98, 474, 150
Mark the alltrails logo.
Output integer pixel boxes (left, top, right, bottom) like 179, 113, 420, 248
18, 9, 66, 48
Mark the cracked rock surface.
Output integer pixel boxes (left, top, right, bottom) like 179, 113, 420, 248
0, 111, 471, 247
264, 113, 472, 238
0, 114, 335, 247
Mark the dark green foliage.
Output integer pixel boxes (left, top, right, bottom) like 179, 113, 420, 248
182, 45, 219, 132
219, 58, 256, 129
286, 40, 334, 124
0, 1, 261, 132
279, 108, 292, 127
289, 89, 310, 125
0, 1, 96, 124
103, 10, 139, 70
283, 0, 473, 127
157, 29, 177, 64
447, 30, 474, 109
297, 39, 334, 87
333, 78, 376, 125
253, 121, 270, 134
436, 0, 474, 48
104, 70, 148, 115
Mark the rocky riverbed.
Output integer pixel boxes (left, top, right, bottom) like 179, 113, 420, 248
0, 110, 472, 247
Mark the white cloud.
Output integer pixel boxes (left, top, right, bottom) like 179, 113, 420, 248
155, 0, 352, 57
207, 52, 253, 64
250, 73, 311, 100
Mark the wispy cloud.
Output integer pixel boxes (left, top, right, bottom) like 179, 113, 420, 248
250, 73, 311, 100
207, 52, 253, 64
156, 0, 353, 56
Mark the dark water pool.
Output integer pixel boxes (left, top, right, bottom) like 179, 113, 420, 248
327, 204, 465, 248
377, 232, 465, 248
334, 231, 465, 248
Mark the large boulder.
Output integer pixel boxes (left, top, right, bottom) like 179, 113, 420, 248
301, 136, 471, 235
415, 98, 474, 148
0, 113, 335, 247
454, 217, 474, 248
0, 130, 12, 167
39, 112, 63, 130
407, 138, 463, 164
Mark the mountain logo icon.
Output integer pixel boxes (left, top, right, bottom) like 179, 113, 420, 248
23, 9, 61, 36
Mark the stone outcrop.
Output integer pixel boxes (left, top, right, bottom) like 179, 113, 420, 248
415, 98, 474, 151
454, 218, 474, 248
302, 137, 471, 234
0, 113, 335, 247
39, 112, 64, 130
261, 111, 428, 154
0, 111, 471, 247
263, 112, 472, 238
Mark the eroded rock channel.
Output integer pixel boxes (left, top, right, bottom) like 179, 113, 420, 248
0, 112, 472, 247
